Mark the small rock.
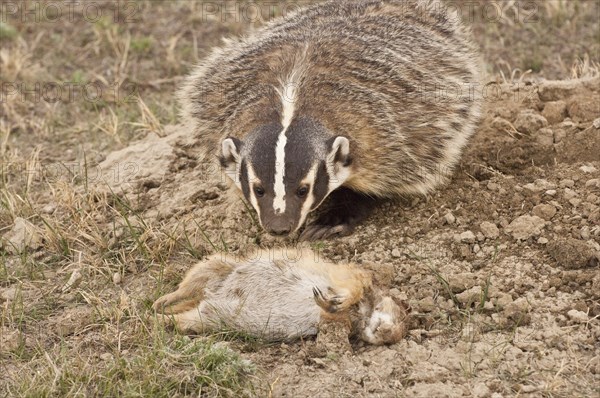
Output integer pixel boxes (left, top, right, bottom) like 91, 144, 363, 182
563, 188, 577, 200
491, 117, 515, 135
532, 203, 557, 220
391, 248, 402, 258
460, 231, 476, 244
546, 237, 599, 269
580, 226, 591, 240
560, 119, 576, 128
495, 293, 513, 309
418, 297, 436, 312
113, 272, 122, 285
580, 165, 598, 174
537, 237, 549, 245
567, 309, 589, 323
100, 353, 114, 361
559, 179, 575, 188
593, 118, 600, 129
456, 286, 482, 305
487, 182, 499, 191
567, 94, 600, 122
443, 212, 456, 225
538, 80, 588, 102
0, 286, 19, 302
585, 179, 599, 188
505, 215, 546, 240
1, 217, 43, 254
535, 128, 554, 147
480, 222, 499, 239
514, 110, 548, 135
503, 298, 530, 322
523, 179, 555, 192
593, 274, 600, 297
476, 232, 485, 242
448, 273, 477, 293
458, 245, 471, 258
42, 204, 57, 214
473, 382, 492, 398
545, 189, 557, 197
0, 327, 24, 352
472, 244, 480, 254
50, 307, 93, 337
569, 198, 581, 207
542, 100, 567, 125
519, 385, 539, 394
553, 128, 567, 143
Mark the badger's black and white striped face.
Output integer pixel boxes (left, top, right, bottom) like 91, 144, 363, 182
220, 117, 352, 236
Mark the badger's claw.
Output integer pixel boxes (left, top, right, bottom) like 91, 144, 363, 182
299, 187, 376, 241
313, 287, 345, 313
300, 223, 353, 241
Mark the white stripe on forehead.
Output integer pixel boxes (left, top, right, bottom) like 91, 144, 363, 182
273, 64, 304, 214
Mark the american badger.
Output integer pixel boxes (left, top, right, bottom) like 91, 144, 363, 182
180, 0, 482, 239
153, 248, 410, 345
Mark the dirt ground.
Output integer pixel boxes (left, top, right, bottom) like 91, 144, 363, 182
1, 1, 599, 397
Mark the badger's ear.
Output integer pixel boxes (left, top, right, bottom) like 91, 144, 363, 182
220, 137, 242, 166
326, 136, 352, 190
220, 137, 243, 187
327, 136, 352, 167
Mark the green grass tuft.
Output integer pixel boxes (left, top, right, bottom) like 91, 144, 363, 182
0, 22, 18, 40
131, 37, 153, 54
10, 333, 257, 397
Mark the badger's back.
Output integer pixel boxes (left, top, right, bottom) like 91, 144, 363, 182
180, 0, 482, 196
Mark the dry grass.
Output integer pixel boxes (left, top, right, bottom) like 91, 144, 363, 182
0, 3, 262, 395
456, 0, 599, 77
1, 0, 599, 396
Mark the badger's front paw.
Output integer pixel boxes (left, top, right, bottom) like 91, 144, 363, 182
300, 223, 354, 241
299, 187, 376, 241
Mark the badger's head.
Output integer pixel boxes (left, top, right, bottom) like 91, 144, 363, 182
219, 117, 352, 237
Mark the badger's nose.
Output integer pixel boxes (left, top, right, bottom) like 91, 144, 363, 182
266, 219, 292, 236
268, 226, 291, 236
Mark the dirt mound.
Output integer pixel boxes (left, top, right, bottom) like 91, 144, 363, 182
469, 77, 600, 175
89, 76, 599, 397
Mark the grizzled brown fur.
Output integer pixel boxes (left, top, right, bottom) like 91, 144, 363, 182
180, 0, 481, 196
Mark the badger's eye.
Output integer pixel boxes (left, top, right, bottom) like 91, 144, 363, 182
296, 186, 309, 198
254, 186, 265, 197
